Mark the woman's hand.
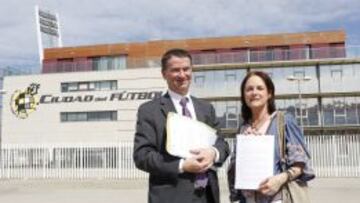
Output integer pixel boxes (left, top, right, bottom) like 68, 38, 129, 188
258, 172, 288, 196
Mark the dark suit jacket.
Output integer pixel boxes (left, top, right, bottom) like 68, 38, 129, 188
133, 93, 230, 203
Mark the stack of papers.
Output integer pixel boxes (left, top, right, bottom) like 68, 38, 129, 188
166, 112, 217, 158
235, 135, 275, 190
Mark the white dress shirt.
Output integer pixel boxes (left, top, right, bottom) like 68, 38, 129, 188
168, 89, 197, 120
166, 90, 219, 173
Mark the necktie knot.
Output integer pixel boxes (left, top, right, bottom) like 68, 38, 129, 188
179, 97, 189, 108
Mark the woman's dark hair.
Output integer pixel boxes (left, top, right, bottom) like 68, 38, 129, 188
240, 71, 276, 123
161, 48, 192, 72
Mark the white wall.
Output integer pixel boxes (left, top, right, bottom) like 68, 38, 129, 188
1, 68, 166, 144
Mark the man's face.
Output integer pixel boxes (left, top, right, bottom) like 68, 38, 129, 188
162, 56, 192, 96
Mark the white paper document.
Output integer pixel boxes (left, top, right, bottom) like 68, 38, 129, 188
166, 112, 217, 158
235, 134, 274, 190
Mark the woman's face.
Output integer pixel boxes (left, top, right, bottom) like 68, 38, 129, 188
244, 75, 271, 112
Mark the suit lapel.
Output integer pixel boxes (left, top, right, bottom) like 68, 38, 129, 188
160, 93, 176, 117
191, 96, 206, 123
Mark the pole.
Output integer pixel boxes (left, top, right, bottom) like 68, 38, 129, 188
297, 79, 304, 132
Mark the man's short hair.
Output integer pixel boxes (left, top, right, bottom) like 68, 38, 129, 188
161, 48, 192, 72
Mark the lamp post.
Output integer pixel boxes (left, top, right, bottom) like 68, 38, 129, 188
286, 75, 311, 131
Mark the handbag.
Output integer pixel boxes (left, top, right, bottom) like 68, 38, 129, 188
277, 111, 311, 203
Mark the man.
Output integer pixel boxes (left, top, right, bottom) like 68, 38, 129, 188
133, 48, 229, 203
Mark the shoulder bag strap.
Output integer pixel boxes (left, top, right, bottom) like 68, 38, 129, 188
277, 111, 287, 171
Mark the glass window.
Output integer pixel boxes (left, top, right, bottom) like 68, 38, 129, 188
110, 81, 117, 90
320, 64, 360, 92
61, 83, 68, 92
225, 71, 236, 82
330, 68, 343, 81
68, 83, 78, 91
113, 56, 127, 70
211, 101, 226, 128
61, 111, 117, 122
194, 74, 205, 88
211, 101, 241, 129
334, 99, 346, 125
345, 97, 358, 125
322, 98, 335, 126
60, 113, 67, 122
276, 98, 319, 127
293, 70, 305, 78
92, 56, 127, 71
252, 66, 317, 95
78, 82, 89, 91
321, 97, 359, 126
192, 69, 246, 98
99, 81, 111, 91
61, 80, 117, 92
226, 103, 239, 128
89, 82, 95, 90
66, 112, 86, 122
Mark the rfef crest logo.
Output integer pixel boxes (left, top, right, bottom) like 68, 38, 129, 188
10, 83, 40, 119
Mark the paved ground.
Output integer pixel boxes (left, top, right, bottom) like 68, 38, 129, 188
0, 178, 359, 203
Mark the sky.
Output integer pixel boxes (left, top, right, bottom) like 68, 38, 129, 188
0, 0, 359, 72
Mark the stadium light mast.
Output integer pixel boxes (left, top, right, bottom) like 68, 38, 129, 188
35, 5, 63, 65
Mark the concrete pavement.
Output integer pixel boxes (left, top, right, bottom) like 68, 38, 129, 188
0, 178, 359, 203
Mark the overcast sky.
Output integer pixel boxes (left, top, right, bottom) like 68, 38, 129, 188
1, 0, 359, 71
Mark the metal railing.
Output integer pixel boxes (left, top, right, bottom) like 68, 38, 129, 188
1, 134, 359, 179
191, 46, 349, 65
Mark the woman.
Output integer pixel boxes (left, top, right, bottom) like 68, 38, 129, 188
227, 71, 315, 203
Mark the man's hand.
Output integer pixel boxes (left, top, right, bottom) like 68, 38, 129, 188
182, 147, 216, 173
182, 156, 205, 173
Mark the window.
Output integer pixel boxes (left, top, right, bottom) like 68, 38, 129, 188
61, 111, 117, 122
225, 71, 236, 82
226, 105, 239, 128
293, 70, 305, 79
92, 55, 126, 71
211, 101, 241, 129
61, 83, 68, 92
295, 102, 308, 126
61, 80, 117, 92
321, 97, 359, 126
194, 74, 205, 87
276, 98, 319, 127
78, 82, 89, 91
57, 58, 74, 72
330, 68, 343, 81
333, 100, 346, 124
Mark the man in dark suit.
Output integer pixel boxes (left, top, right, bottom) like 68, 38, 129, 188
133, 48, 230, 203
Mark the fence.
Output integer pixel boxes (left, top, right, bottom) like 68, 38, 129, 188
1, 135, 359, 179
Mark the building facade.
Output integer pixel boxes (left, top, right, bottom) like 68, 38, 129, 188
1, 68, 166, 144
36, 30, 360, 137
1, 30, 359, 179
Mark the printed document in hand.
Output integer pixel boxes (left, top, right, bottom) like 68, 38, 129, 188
166, 112, 217, 158
235, 134, 274, 190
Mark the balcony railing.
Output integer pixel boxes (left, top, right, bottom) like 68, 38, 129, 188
191, 46, 350, 65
